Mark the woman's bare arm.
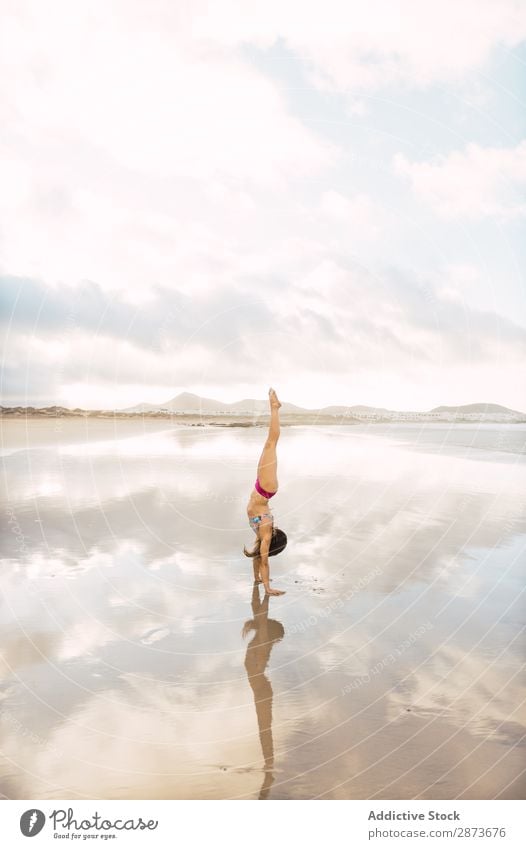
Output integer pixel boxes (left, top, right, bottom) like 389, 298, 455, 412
259, 532, 286, 596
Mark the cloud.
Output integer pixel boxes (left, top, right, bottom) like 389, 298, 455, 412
0, 2, 337, 295
190, 0, 526, 90
1, 2, 525, 410
320, 191, 383, 241
2, 263, 525, 407
393, 141, 526, 218
1, 2, 523, 299
1, 2, 335, 184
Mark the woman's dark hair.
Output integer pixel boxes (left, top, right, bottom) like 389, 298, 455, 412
242, 618, 285, 642
269, 528, 287, 556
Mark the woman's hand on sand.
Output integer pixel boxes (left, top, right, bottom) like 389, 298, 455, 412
264, 586, 286, 596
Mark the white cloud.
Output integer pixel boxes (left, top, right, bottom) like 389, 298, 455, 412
1, 3, 334, 184
393, 141, 526, 218
0, 1, 337, 296
3, 256, 526, 410
2, 1, 523, 298
190, 0, 526, 90
320, 190, 383, 240
1, 1, 525, 411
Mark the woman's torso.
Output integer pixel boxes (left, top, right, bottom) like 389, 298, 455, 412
247, 489, 273, 520
247, 489, 274, 533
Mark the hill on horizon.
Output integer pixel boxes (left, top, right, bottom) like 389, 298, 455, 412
431, 402, 525, 416
122, 393, 525, 417
2, 395, 525, 418
123, 393, 393, 415
123, 391, 306, 414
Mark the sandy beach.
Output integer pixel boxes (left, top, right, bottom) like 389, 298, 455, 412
1, 420, 525, 799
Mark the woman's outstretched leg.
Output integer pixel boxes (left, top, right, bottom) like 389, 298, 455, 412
256, 388, 281, 493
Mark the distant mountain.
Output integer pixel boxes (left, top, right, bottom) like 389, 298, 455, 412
122, 394, 525, 418
124, 392, 308, 414
3, 394, 525, 421
431, 403, 525, 416
228, 397, 306, 414
124, 392, 223, 413
125, 394, 392, 416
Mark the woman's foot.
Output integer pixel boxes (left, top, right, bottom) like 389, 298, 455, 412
269, 387, 281, 409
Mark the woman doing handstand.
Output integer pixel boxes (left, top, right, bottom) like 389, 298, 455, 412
244, 388, 287, 596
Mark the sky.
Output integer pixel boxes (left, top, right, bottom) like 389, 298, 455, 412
1, 0, 526, 412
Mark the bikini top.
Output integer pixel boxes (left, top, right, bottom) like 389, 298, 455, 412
249, 512, 274, 528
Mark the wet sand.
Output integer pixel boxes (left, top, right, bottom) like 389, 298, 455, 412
1, 421, 525, 799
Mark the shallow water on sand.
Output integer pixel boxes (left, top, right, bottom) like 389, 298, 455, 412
1, 420, 525, 799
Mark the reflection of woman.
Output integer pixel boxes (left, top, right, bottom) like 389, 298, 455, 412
244, 388, 287, 596
242, 578, 284, 799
